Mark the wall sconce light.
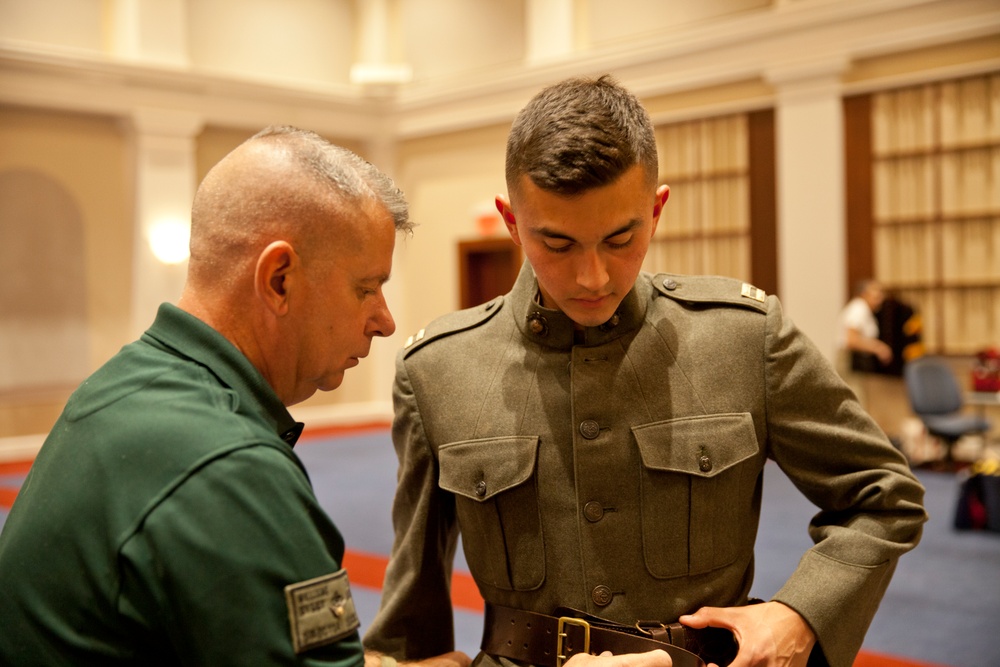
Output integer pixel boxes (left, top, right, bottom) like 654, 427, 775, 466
148, 218, 190, 264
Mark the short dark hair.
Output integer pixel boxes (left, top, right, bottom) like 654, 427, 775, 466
505, 75, 658, 197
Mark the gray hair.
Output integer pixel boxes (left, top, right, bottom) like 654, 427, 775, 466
249, 125, 411, 234
188, 125, 410, 288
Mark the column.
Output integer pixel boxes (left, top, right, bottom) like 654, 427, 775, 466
525, 0, 576, 64
350, 0, 411, 94
107, 0, 189, 66
768, 57, 849, 362
128, 108, 203, 338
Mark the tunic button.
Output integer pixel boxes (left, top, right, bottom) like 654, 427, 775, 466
698, 455, 713, 473
475, 480, 487, 497
583, 501, 604, 522
592, 585, 613, 606
527, 314, 548, 336
663, 278, 677, 290
599, 312, 621, 331
579, 420, 600, 440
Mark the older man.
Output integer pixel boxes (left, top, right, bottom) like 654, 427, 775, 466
0, 127, 444, 666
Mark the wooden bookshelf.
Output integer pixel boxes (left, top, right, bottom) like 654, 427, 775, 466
647, 109, 777, 296
845, 72, 1000, 355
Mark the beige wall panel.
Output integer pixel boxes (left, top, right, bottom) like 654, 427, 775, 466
188, 0, 356, 86
846, 35, 1000, 86
401, 0, 525, 81
196, 125, 257, 183
0, 106, 130, 437
586, 0, 769, 47
394, 124, 510, 340
643, 79, 772, 121
0, 0, 104, 52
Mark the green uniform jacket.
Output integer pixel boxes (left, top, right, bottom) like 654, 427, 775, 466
364, 265, 926, 667
0, 304, 364, 666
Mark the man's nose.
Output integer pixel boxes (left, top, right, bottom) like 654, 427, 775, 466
577, 250, 609, 292
369, 296, 396, 338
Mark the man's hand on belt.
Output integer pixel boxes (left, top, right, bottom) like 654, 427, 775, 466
565, 649, 674, 667
678, 602, 815, 667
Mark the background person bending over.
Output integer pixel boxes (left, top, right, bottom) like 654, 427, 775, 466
836, 278, 892, 408
363, 76, 927, 667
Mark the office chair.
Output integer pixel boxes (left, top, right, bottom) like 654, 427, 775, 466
904, 356, 992, 468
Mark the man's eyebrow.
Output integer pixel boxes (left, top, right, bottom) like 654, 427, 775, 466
533, 219, 642, 242
361, 273, 391, 285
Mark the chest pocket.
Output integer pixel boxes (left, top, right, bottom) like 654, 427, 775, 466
439, 436, 544, 591
633, 413, 760, 578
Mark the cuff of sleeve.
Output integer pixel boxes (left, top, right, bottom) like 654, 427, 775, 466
774, 549, 895, 667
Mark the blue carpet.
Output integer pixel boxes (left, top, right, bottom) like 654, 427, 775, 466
295, 430, 1000, 667
3, 430, 998, 665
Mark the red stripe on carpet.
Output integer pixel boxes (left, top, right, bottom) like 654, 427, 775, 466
852, 650, 952, 667
342, 549, 485, 613
0, 460, 33, 475
341, 549, 388, 589
0, 487, 19, 510
299, 422, 392, 442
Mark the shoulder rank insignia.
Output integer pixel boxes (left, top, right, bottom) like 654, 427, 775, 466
741, 283, 766, 303
404, 328, 425, 349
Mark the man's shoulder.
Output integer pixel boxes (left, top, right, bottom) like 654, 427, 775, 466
648, 272, 770, 315
401, 296, 507, 359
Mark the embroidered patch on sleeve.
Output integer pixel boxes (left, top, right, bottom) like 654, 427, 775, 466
284, 569, 360, 653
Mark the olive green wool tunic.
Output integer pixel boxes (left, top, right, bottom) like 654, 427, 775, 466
364, 265, 926, 667
0, 304, 363, 666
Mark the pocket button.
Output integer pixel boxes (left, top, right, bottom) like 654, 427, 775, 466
592, 585, 613, 606
579, 420, 600, 440
583, 501, 604, 522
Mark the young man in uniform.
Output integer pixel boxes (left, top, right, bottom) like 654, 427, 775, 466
363, 77, 927, 667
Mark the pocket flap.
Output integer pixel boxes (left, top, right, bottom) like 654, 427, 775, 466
439, 436, 540, 501
632, 413, 758, 478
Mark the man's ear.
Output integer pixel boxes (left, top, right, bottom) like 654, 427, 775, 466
495, 194, 521, 246
255, 241, 298, 316
650, 184, 670, 237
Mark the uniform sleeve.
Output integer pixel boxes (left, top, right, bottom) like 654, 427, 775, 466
117, 444, 365, 667
362, 352, 461, 658
762, 296, 927, 667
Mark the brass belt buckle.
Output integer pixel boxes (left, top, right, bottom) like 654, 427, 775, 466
556, 617, 590, 667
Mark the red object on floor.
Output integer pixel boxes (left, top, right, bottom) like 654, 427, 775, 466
0, 487, 19, 510
342, 548, 485, 613
853, 649, 953, 667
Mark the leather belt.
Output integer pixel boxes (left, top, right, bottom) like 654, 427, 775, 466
481, 604, 738, 667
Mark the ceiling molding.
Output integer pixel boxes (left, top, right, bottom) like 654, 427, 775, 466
0, 0, 997, 141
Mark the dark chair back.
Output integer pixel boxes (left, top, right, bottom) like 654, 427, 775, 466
904, 356, 963, 416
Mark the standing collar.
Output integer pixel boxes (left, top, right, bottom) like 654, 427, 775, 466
141, 303, 304, 446
510, 263, 649, 350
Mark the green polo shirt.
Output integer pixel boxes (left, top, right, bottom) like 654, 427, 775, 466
0, 304, 364, 666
